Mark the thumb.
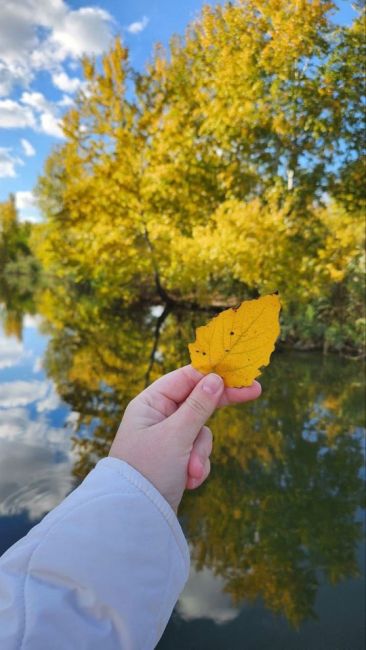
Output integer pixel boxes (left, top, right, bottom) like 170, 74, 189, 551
166, 373, 224, 442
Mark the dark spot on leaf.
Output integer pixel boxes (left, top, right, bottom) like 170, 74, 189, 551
202, 352, 207, 355
230, 331, 234, 335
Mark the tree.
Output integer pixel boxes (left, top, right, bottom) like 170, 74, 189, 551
324, 8, 365, 211
34, 1, 364, 351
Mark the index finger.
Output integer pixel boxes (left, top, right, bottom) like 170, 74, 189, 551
218, 380, 262, 406
144, 365, 261, 407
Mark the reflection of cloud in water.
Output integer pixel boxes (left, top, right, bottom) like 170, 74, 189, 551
33, 356, 43, 373
0, 381, 49, 408
150, 305, 165, 318
23, 315, 43, 329
0, 407, 70, 448
0, 335, 26, 369
36, 384, 61, 412
64, 410, 80, 432
177, 563, 239, 624
0, 375, 61, 413
0, 438, 74, 520
0, 340, 74, 521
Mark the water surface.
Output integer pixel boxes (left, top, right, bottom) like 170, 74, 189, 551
0, 302, 364, 649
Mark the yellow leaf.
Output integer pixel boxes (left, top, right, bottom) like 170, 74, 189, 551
188, 294, 281, 387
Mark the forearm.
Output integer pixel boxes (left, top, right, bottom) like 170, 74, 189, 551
0, 457, 189, 650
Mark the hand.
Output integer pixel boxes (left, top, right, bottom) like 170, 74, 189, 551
109, 365, 261, 513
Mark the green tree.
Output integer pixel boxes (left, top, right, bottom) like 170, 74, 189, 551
324, 8, 365, 211
1, 195, 25, 267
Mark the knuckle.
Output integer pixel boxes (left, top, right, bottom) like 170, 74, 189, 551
186, 395, 208, 418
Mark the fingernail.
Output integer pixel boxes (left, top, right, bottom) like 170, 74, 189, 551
202, 373, 223, 395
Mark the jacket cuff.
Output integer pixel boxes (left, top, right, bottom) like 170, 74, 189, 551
95, 456, 190, 575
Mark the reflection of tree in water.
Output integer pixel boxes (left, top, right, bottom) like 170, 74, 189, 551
39, 286, 202, 476
39, 291, 365, 626
0, 267, 39, 339
0, 194, 40, 339
183, 356, 365, 625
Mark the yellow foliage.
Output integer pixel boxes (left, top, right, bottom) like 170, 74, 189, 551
33, 3, 364, 351
315, 201, 365, 287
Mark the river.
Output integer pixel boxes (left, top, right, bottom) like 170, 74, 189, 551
0, 302, 364, 649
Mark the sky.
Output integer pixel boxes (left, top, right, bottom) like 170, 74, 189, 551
0, 0, 358, 222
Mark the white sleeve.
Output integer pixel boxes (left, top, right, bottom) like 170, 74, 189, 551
0, 457, 190, 650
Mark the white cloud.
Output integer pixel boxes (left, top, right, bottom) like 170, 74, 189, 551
30, 0, 67, 30
16, 190, 36, 210
0, 91, 64, 140
51, 7, 113, 58
58, 94, 74, 107
20, 138, 36, 156
0, 3, 38, 64
0, 99, 35, 128
126, 16, 149, 35
18, 212, 42, 224
0, 62, 29, 97
0, 147, 22, 178
19, 91, 64, 138
40, 111, 64, 138
52, 71, 81, 93
0, 1, 114, 96
16, 191, 41, 223
21, 90, 51, 113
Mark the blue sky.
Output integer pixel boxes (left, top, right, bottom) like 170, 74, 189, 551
0, 0, 357, 221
